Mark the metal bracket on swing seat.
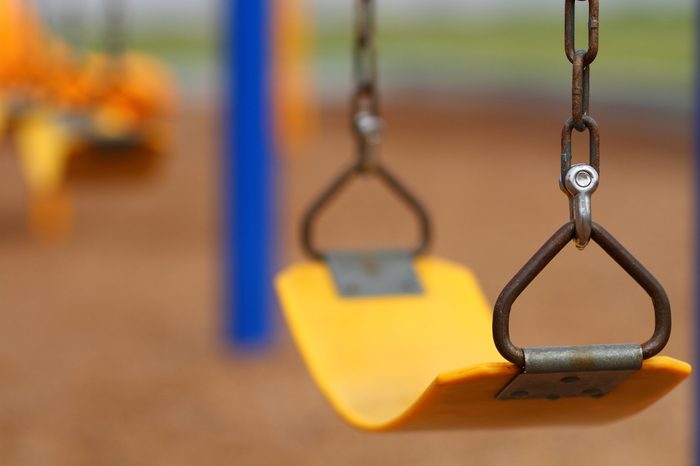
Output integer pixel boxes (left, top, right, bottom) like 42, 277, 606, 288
496, 344, 643, 400
492, 222, 672, 401
326, 250, 424, 298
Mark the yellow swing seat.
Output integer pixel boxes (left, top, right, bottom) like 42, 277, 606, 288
277, 0, 690, 432
276, 256, 690, 431
13, 106, 166, 239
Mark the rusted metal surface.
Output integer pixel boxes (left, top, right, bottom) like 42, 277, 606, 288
300, 0, 432, 260
560, 115, 600, 184
496, 4, 673, 373
571, 50, 588, 130
592, 223, 672, 359
562, 0, 600, 178
560, 0, 601, 247
301, 162, 432, 260
493, 222, 574, 367
492, 222, 672, 367
564, 0, 599, 65
495, 0, 662, 351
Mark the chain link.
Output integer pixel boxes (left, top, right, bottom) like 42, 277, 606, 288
561, 115, 600, 183
564, 0, 599, 65
565, 0, 598, 132
571, 50, 588, 130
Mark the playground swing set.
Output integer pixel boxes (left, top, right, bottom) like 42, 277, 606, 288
0, 0, 175, 239
275, 0, 691, 431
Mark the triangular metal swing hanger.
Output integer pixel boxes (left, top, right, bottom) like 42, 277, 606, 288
493, 221, 672, 368
300, 160, 432, 261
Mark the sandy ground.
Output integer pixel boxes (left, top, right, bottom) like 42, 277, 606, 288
0, 94, 693, 465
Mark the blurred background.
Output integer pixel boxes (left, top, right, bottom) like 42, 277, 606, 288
0, 0, 693, 465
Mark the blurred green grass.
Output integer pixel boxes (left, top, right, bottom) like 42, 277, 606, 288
128, 29, 216, 63
99, 12, 691, 104
314, 12, 692, 102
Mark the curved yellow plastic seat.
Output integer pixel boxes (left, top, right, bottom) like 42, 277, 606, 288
276, 256, 691, 431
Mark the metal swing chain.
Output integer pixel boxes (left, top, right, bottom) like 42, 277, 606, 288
353, 0, 383, 171
565, 0, 598, 132
300, 0, 432, 260
492, 0, 671, 370
561, 0, 600, 250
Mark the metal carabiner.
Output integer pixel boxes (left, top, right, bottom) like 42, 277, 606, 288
492, 222, 672, 368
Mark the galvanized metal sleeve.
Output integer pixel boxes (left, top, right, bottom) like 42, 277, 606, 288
524, 344, 643, 373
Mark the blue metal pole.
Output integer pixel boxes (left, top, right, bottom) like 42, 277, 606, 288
224, 0, 275, 348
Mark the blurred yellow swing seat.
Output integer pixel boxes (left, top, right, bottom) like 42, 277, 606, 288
15, 103, 169, 240
0, 0, 175, 238
276, 256, 690, 431
25, 38, 175, 182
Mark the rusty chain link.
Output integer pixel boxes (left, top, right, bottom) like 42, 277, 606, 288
564, 0, 599, 64
565, 0, 598, 132
571, 50, 588, 130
